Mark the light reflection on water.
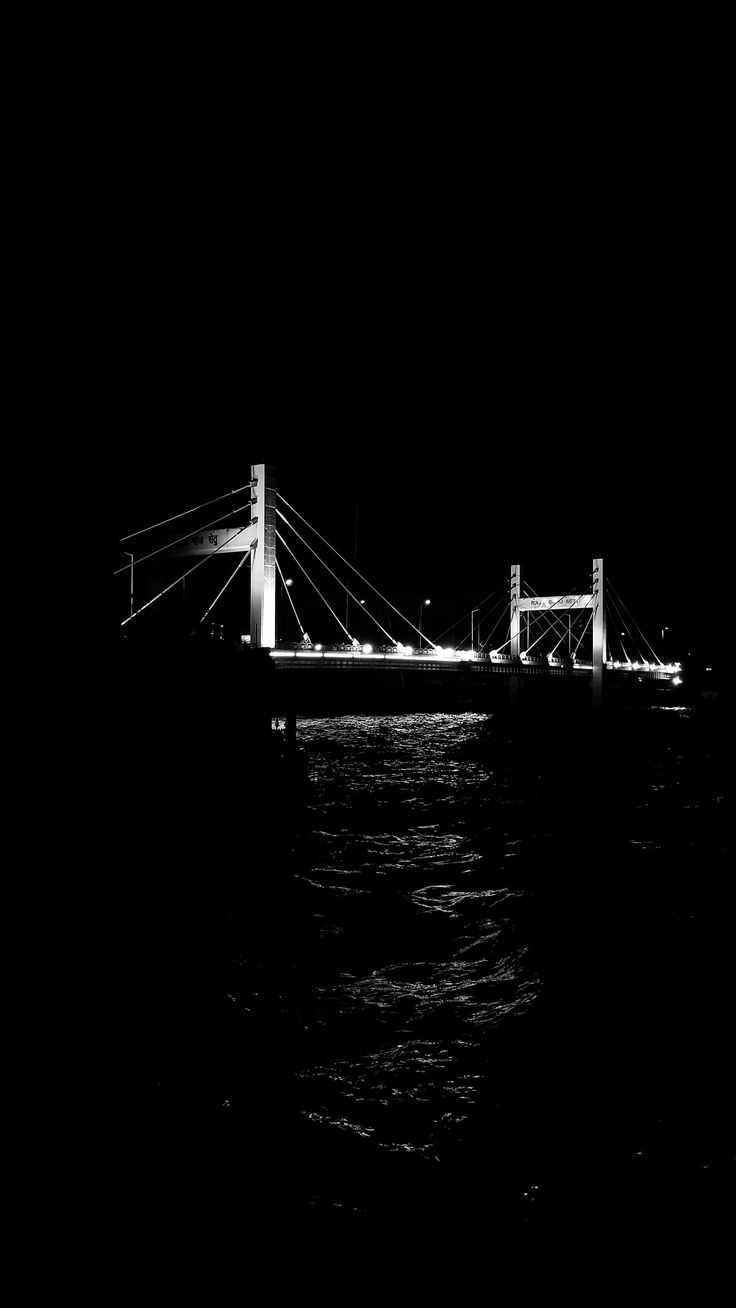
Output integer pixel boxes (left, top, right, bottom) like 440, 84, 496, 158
214, 703, 729, 1229
278, 714, 537, 1158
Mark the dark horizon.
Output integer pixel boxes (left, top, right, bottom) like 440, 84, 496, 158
109, 29, 732, 667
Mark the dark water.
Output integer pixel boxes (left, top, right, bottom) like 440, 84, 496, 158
126, 702, 731, 1260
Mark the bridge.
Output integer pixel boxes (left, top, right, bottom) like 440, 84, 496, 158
118, 462, 683, 709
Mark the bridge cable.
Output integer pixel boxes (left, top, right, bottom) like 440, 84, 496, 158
611, 583, 661, 664
275, 529, 355, 643
606, 580, 663, 666
601, 589, 630, 661
447, 587, 509, 650
114, 499, 254, 575
606, 592, 637, 661
492, 599, 589, 658
549, 623, 575, 659
606, 586, 651, 663
276, 493, 438, 649
478, 594, 514, 653
276, 558, 307, 640
524, 600, 591, 657
604, 588, 641, 665
453, 591, 509, 652
198, 550, 251, 627
533, 583, 591, 659
572, 611, 593, 659
120, 482, 255, 542
522, 579, 593, 655
492, 605, 564, 655
492, 580, 591, 656
121, 527, 254, 627
276, 509, 402, 647
431, 583, 509, 648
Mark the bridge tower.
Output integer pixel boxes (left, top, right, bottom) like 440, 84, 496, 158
591, 556, 607, 707
250, 463, 277, 648
509, 557, 607, 705
510, 563, 523, 658
509, 563, 523, 705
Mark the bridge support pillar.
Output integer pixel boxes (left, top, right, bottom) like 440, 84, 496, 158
591, 556, 606, 707
250, 463, 277, 649
509, 564, 524, 707
510, 564, 523, 658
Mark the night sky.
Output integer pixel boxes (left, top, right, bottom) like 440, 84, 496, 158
110, 26, 733, 664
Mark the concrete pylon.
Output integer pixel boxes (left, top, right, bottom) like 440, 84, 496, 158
250, 463, 277, 648
510, 563, 523, 705
510, 564, 523, 658
591, 556, 606, 707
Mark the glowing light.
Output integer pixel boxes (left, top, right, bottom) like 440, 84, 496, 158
315, 643, 323, 651
671, 675, 682, 685
362, 643, 373, 654
403, 645, 414, 656
285, 578, 293, 587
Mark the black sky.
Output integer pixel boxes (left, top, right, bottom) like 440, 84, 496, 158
109, 25, 733, 651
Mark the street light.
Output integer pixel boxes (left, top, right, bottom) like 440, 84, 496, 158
285, 578, 294, 587
419, 598, 431, 649
471, 608, 479, 652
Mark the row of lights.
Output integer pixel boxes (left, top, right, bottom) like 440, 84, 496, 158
610, 660, 682, 672
286, 587, 684, 673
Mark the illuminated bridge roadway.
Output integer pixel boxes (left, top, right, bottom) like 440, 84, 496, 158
119, 461, 684, 707
270, 646, 680, 683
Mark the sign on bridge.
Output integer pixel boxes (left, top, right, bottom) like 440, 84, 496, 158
517, 595, 593, 611
163, 526, 256, 556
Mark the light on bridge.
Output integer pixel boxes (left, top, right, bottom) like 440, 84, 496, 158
672, 675, 682, 686
362, 643, 373, 654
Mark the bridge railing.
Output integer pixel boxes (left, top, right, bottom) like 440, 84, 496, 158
266, 643, 682, 682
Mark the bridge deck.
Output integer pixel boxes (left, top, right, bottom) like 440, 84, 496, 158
269, 651, 676, 682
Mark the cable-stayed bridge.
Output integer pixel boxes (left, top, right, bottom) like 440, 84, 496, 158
117, 462, 683, 709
